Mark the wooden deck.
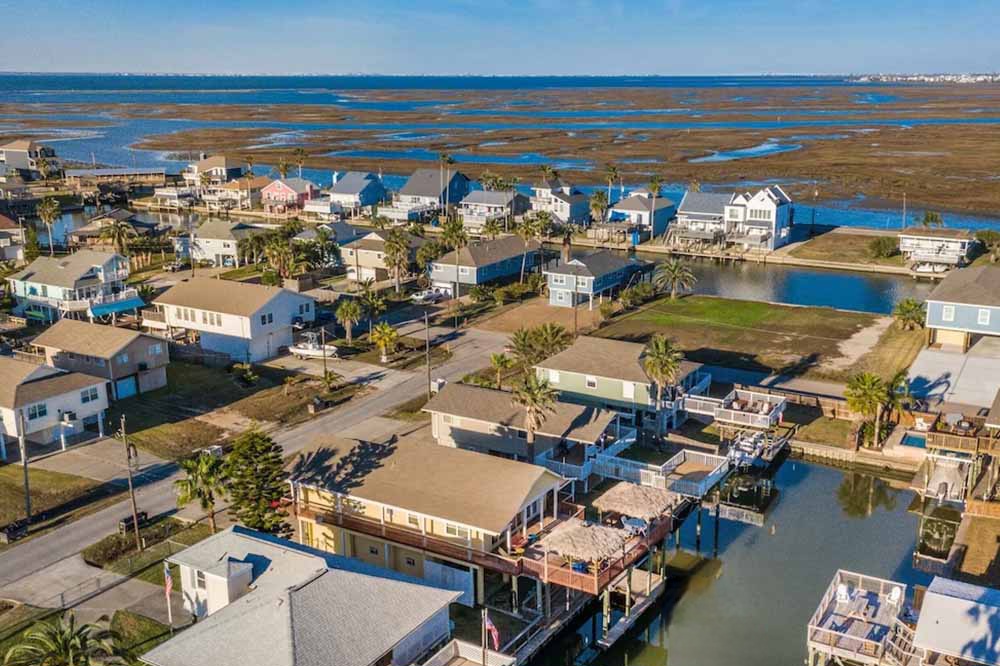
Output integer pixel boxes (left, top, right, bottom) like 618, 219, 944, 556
596, 568, 666, 649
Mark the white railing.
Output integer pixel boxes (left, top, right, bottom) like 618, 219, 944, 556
538, 428, 636, 481
682, 395, 723, 416
593, 448, 728, 498
61, 287, 139, 311
421, 639, 516, 666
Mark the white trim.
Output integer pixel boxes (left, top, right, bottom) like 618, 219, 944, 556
941, 305, 955, 322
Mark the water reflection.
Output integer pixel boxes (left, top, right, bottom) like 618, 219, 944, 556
529, 462, 929, 666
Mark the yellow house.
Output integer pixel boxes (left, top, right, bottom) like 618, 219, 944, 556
288, 434, 567, 606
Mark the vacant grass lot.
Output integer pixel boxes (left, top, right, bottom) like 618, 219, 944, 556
782, 404, 855, 449
0, 465, 104, 527
596, 295, 878, 378
788, 232, 905, 267
111, 610, 171, 656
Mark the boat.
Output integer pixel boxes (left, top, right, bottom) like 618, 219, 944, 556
913, 262, 949, 275
289, 332, 338, 360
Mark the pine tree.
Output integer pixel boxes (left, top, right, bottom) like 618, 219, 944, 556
225, 428, 291, 537
23, 225, 41, 263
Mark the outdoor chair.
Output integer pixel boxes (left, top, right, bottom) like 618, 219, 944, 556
836, 583, 851, 604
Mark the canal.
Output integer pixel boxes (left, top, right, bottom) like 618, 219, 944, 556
529, 461, 930, 666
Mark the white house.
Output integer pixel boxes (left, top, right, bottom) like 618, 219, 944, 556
529, 178, 590, 225
201, 175, 273, 212
671, 191, 738, 245
609, 190, 676, 238
145, 278, 316, 362
898, 227, 978, 268
0, 357, 108, 457
189, 219, 273, 268
724, 185, 793, 250
381, 169, 471, 223
0, 140, 60, 180
459, 190, 530, 232
141, 526, 467, 666
6, 250, 140, 323
181, 154, 244, 188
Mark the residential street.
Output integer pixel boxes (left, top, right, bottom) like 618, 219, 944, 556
0, 324, 507, 594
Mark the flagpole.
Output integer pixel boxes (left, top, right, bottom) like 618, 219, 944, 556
164, 561, 174, 634
481, 608, 487, 666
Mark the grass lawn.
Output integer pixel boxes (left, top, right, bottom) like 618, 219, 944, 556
595, 295, 879, 378
788, 232, 905, 267
0, 604, 50, 656
0, 465, 105, 528
386, 394, 431, 422
830, 324, 925, 382
219, 264, 263, 281
782, 404, 855, 449
675, 419, 721, 446
111, 610, 171, 656
353, 336, 452, 370
84, 517, 214, 585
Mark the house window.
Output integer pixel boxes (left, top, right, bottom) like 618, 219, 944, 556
459, 267, 470, 276
445, 523, 471, 540
407, 514, 421, 528
623, 382, 635, 399
551, 275, 566, 286
27, 403, 47, 420
549, 370, 560, 384
260, 312, 273, 325
941, 305, 955, 322
268, 313, 273, 324
80, 387, 99, 404
405, 557, 417, 567
979, 309, 991, 326
149, 343, 162, 356
117, 352, 129, 364
585, 375, 598, 389
201, 311, 208, 324
195, 570, 206, 590
368, 546, 380, 556
516, 430, 527, 440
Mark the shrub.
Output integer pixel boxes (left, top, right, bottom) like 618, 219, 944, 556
599, 300, 617, 321
469, 285, 493, 303
526, 273, 545, 294
493, 286, 510, 307
868, 237, 898, 259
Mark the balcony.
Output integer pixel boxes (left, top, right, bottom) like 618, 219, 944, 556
925, 413, 989, 454
61, 287, 140, 313
591, 448, 729, 499
537, 427, 637, 481
422, 640, 515, 666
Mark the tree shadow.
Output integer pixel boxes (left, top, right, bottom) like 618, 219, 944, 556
287, 437, 397, 495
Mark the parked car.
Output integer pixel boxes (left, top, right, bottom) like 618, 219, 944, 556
292, 316, 306, 331
410, 289, 444, 304
163, 260, 188, 272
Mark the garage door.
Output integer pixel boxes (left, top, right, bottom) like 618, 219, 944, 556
115, 376, 138, 399
424, 558, 474, 607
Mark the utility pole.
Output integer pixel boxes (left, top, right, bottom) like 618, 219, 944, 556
902, 192, 907, 229
320, 326, 328, 380
425, 311, 432, 399
17, 411, 31, 526
119, 415, 143, 552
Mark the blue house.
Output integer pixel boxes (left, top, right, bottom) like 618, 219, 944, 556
543, 250, 646, 309
926, 266, 1000, 351
429, 235, 540, 296
608, 190, 676, 240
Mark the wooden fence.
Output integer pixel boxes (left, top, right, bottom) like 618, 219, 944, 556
168, 342, 231, 368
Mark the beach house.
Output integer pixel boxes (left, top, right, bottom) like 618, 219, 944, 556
261, 178, 320, 213
925, 266, 1000, 351
608, 190, 676, 239
144, 278, 315, 362
898, 227, 978, 269
459, 190, 530, 232
188, 218, 272, 268
31, 319, 169, 399
530, 178, 590, 225
7, 250, 140, 323
202, 175, 273, 212
381, 169, 471, 223
543, 251, 647, 309
341, 231, 425, 282
0, 140, 60, 180
181, 154, 244, 187
428, 235, 539, 296
0, 357, 108, 456
140, 526, 489, 666
671, 191, 737, 246
724, 186, 794, 251
327, 171, 387, 216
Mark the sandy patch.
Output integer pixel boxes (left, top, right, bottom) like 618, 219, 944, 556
820, 316, 893, 373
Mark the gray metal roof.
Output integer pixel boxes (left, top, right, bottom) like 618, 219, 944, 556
435, 235, 538, 267
461, 189, 517, 206
678, 191, 734, 216
612, 194, 676, 213
9, 250, 121, 288
144, 526, 459, 666
277, 178, 318, 194
330, 172, 380, 195
913, 576, 1000, 665
544, 250, 640, 278
928, 266, 1000, 308
399, 168, 468, 198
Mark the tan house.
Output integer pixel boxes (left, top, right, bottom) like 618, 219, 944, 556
341, 231, 426, 282
32, 319, 169, 400
423, 382, 619, 462
289, 433, 567, 606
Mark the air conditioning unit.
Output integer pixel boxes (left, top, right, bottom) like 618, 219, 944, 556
430, 378, 447, 394
138, 362, 148, 371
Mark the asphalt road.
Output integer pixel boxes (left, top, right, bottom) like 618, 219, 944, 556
0, 325, 507, 591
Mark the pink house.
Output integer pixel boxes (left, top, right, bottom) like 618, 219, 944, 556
261, 178, 319, 213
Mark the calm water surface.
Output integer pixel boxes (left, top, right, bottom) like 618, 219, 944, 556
529, 462, 929, 666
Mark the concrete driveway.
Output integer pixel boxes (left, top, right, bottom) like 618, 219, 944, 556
909, 337, 1000, 408
30, 437, 173, 485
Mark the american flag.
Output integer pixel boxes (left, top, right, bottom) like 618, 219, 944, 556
484, 611, 500, 651
164, 562, 173, 599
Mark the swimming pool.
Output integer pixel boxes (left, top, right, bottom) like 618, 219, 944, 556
902, 432, 927, 449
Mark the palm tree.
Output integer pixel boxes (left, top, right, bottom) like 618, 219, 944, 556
35, 156, 52, 180
653, 258, 696, 300
886, 369, 913, 423
36, 197, 61, 257
405, 220, 425, 238
510, 327, 540, 369
479, 170, 502, 191
136, 283, 155, 303
370, 321, 399, 363
292, 147, 307, 178
175, 452, 227, 534
893, 298, 925, 330
264, 239, 294, 278
415, 240, 445, 272
440, 217, 468, 300
276, 157, 291, 179
438, 153, 454, 214
4, 612, 124, 666
243, 154, 255, 176
604, 163, 620, 203
845, 372, 888, 448
482, 218, 503, 240
99, 217, 138, 256
490, 353, 514, 389
919, 211, 943, 228
336, 298, 362, 345
511, 374, 557, 462
360, 284, 386, 336
688, 180, 702, 193
533, 322, 571, 358
643, 334, 683, 432
383, 228, 410, 294
646, 175, 663, 239
589, 190, 608, 225
539, 164, 558, 184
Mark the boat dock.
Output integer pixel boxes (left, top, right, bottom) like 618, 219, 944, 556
596, 568, 667, 649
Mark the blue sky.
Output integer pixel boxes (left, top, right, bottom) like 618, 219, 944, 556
2, 0, 998, 75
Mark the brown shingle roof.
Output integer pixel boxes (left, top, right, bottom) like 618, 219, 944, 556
220, 175, 273, 191
288, 433, 562, 534
928, 266, 1000, 308
898, 227, 975, 240
8, 250, 121, 289
536, 336, 700, 385
154, 277, 309, 318
424, 382, 616, 443
32, 319, 145, 358
0, 357, 104, 409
